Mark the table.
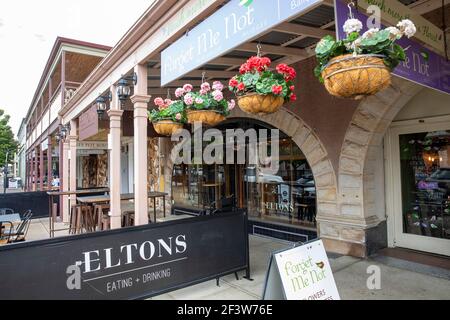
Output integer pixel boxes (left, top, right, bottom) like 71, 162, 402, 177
0, 214, 21, 224
47, 188, 110, 237
77, 192, 168, 223
0, 214, 22, 242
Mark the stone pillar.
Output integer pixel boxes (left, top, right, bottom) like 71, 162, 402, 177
47, 136, 52, 190
108, 84, 124, 229
68, 120, 78, 211
40, 144, 44, 190
62, 140, 70, 223
131, 64, 150, 226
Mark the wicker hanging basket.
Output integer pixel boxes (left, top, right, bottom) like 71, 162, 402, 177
187, 110, 226, 126
321, 54, 391, 99
237, 93, 285, 115
152, 120, 184, 136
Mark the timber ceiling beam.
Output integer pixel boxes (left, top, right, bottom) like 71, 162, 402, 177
271, 22, 335, 39
237, 42, 307, 57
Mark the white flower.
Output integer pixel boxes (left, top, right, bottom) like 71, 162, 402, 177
343, 18, 363, 34
361, 28, 379, 39
397, 19, 416, 38
385, 26, 402, 40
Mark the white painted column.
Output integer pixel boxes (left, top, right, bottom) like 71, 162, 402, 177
108, 84, 124, 229
131, 64, 150, 226
68, 120, 78, 211
62, 140, 70, 223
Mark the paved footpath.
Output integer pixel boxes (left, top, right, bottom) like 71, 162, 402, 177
151, 236, 450, 300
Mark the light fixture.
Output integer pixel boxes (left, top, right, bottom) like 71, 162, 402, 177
95, 91, 112, 118
117, 73, 138, 103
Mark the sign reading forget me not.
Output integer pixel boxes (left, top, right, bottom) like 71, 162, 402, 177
161, 0, 323, 86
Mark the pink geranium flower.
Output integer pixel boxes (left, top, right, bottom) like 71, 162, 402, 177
184, 93, 194, 105
200, 82, 211, 92
154, 97, 164, 107
183, 84, 193, 92
175, 88, 185, 98
212, 81, 224, 91
212, 90, 223, 102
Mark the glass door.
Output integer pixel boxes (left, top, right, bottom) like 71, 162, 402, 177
386, 119, 450, 256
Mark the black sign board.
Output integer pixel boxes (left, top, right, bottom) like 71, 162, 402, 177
0, 211, 249, 300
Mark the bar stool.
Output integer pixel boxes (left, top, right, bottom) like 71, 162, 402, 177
80, 205, 95, 233
69, 205, 82, 234
122, 211, 135, 227
101, 214, 111, 231
93, 203, 110, 231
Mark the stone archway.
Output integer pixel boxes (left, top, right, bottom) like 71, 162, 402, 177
320, 77, 423, 257
162, 106, 339, 233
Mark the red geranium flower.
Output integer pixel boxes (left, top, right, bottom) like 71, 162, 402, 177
239, 63, 250, 74
276, 64, 297, 81
289, 85, 295, 91
229, 78, 238, 88
290, 93, 297, 102
272, 85, 283, 95
237, 82, 246, 91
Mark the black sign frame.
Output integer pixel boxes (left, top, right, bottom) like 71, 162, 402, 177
0, 210, 250, 300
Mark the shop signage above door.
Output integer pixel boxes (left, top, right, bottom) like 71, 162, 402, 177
161, 0, 323, 85
77, 141, 108, 150
78, 105, 109, 141
335, 0, 450, 95
355, 0, 445, 55
263, 239, 340, 300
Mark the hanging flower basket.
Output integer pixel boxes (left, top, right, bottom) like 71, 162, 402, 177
229, 55, 297, 115
321, 54, 391, 99
148, 98, 187, 136
152, 120, 184, 136
314, 3, 417, 99
237, 93, 285, 115
186, 109, 226, 126
175, 82, 234, 126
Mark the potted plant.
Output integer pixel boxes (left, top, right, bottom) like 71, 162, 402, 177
314, 14, 417, 99
175, 82, 235, 126
228, 56, 297, 115
148, 97, 186, 136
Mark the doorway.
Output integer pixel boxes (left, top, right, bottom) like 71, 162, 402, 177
385, 115, 450, 256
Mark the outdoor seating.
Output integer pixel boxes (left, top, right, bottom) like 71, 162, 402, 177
3, 212, 33, 243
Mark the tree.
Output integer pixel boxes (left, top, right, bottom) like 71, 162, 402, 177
0, 109, 18, 168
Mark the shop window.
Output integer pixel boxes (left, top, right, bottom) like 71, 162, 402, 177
399, 130, 450, 240
171, 119, 317, 229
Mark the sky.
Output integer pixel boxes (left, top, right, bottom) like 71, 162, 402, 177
0, 0, 154, 137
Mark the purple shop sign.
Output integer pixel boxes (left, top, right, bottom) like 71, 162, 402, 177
335, 0, 450, 95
